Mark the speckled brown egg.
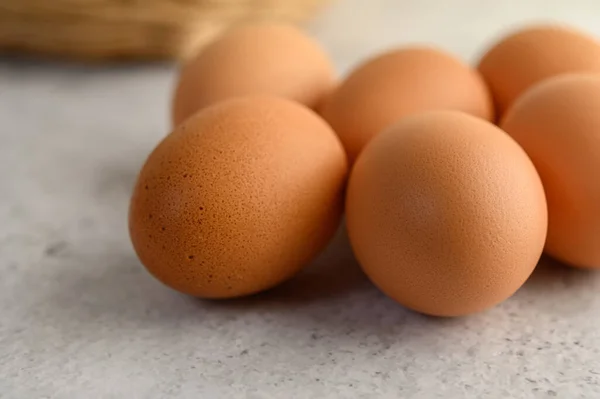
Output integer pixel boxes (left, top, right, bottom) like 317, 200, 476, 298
478, 24, 600, 116
130, 96, 348, 298
501, 74, 600, 269
346, 111, 547, 317
320, 47, 493, 162
171, 23, 335, 126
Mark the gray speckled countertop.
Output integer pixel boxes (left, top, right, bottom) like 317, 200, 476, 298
2, 1, 600, 398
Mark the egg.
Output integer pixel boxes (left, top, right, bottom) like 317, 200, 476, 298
501, 74, 600, 269
320, 47, 493, 162
171, 23, 335, 126
130, 96, 348, 298
346, 111, 547, 316
478, 24, 600, 116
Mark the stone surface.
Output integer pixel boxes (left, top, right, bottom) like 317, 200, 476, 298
2, 1, 600, 398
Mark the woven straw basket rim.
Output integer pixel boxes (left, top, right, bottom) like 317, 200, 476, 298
0, 0, 327, 60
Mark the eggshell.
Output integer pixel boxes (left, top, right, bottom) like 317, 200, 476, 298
346, 111, 547, 317
478, 24, 600, 116
501, 74, 600, 269
130, 96, 348, 298
172, 23, 335, 126
320, 47, 493, 162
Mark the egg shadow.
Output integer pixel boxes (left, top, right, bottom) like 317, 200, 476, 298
234, 222, 372, 305
199, 222, 501, 340
507, 252, 598, 317
524, 253, 593, 292
194, 222, 379, 313
189, 221, 459, 342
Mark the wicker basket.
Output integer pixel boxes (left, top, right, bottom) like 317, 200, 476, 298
0, 0, 327, 61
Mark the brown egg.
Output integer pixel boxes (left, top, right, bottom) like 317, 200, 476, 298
320, 47, 493, 162
130, 96, 347, 298
346, 111, 547, 317
501, 74, 600, 269
171, 23, 335, 126
478, 24, 600, 116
